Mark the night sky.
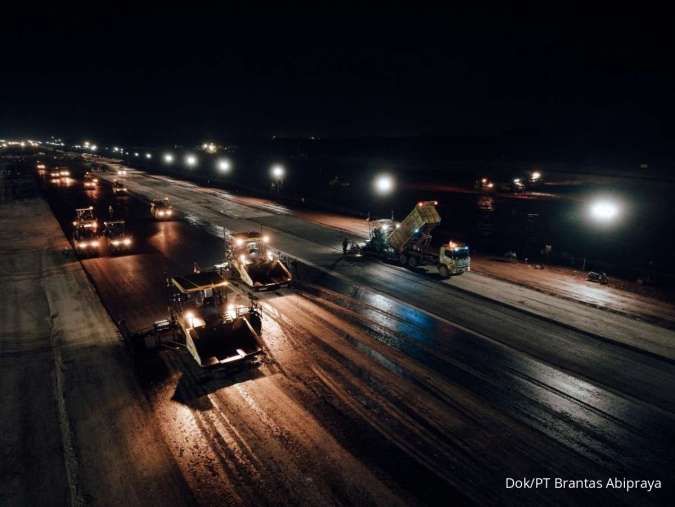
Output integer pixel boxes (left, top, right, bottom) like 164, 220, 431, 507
2, 6, 674, 153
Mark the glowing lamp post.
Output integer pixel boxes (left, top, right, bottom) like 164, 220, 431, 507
185, 154, 198, 167
271, 164, 285, 192
217, 158, 232, 173
589, 200, 620, 223
374, 174, 395, 195
582, 198, 622, 271
372, 173, 396, 220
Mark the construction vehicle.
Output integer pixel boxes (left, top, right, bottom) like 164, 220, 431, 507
136, 270, 264, 370
49, 168, 62, 183
72, 206, 97, 229
73, 224, 102, 255
222, 231, 292, 291
360, 201, 471, 277
112, 179, 128, 195
150, 198, 174, 219
103, 220, 132, 252
83, 172, 99, 189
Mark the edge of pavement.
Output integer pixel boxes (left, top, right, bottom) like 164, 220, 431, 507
1, 172, 195, 507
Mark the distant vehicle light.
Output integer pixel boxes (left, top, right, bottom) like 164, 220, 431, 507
145, 153, 152, 159
123, 238, 132, 246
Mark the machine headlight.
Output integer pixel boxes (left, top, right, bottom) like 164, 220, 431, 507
123, 238, 132, 246
111, 240, 120, 246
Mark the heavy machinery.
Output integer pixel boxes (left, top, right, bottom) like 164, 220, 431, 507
73, 224, 102, 255
360, 201, 471, 277
103, 220, 132, 252
222, 231, 292, 290
83, 172, 99, 189
150, 198, 174, 219
49, 168, 62, 183
72, 206, 97, 229
138, 270, 264, 370
112, 180, 128, 195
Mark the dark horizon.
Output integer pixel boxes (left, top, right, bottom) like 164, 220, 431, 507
3, 6, 675, 160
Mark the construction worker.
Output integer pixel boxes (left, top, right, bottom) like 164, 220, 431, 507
108, 204, 114, 218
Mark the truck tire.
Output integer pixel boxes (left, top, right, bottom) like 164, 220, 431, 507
438, 265, 450, 278
399, 254, 408, 265
408, 256, 418, 268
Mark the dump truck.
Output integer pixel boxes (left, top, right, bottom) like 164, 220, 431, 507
150, 198, 174, 219
103, 220, 132, 252
222, 231, 292, 290
136, 270, 264, 370
361, 201, 470, 277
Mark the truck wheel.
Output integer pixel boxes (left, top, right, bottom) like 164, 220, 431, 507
408, 256, 418, 268
399, 254, 408, 265
439, 265, 450, 278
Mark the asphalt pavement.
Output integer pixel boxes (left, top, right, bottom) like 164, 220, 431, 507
25, 157, 675, 505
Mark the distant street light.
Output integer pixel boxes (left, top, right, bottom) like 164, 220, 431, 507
589, 199, 620, 223
374, 174, 395, 195
163, 153, 174, 164
217, 158, 232, 173
271, 164, 285, 192
271, 164, 285, 180
145, 153, 152, 159
185, 154, 198, 167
